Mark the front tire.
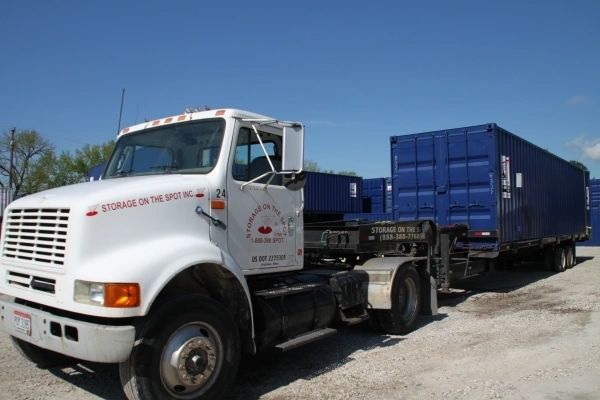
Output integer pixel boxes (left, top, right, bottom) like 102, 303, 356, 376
119, 295, 240, 400
376, 265, 421, 335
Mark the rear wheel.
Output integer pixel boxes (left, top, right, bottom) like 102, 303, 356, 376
570, 243, 577, 267
554, 247, 567, 272
565, 245, 574, 269
11, 337, 76, 369
119, 295, 240, 400
376, 266, 421, 335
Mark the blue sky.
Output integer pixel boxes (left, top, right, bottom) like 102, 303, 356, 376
1, 0, 599, 178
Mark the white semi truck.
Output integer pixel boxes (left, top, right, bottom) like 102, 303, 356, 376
0, 109, 471, 399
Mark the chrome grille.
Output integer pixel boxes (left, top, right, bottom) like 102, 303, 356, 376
2, 208, 69, 266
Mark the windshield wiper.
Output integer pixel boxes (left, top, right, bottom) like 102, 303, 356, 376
150, 164, 178, 173
113, 170, 132, 178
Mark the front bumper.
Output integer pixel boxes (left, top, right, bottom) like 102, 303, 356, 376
0, 298, 136, 363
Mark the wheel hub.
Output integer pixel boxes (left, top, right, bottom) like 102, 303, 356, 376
160, 323, 222, 398
176, 338, 217, 386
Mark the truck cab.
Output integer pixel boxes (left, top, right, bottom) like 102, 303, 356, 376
0, 109, 431, 400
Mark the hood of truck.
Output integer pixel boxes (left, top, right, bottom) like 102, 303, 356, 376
1, 174, 215, 315
11, 175, 204, 208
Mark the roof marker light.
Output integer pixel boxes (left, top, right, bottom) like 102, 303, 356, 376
164, 117, 173, 123
215, 110, 226, 116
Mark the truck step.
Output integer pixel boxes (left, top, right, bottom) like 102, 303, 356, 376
341, 312, 369, 326
274, 328, 337, 352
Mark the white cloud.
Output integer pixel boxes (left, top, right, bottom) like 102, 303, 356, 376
566, 95, 590, 106
569, 135, 600, 161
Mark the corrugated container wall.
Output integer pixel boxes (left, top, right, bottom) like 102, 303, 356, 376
391, 123, 588, 249
362, 178, 394, 214
344, 212, 393, 222
362, 178, 387, 213
581, 178, 600, 246
303, 172, 363, 214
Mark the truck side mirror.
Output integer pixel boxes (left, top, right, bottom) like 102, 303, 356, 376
282, 124, 304, 172
284, 171, 306, 191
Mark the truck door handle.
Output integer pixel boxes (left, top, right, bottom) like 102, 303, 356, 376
195, 206, 226, 229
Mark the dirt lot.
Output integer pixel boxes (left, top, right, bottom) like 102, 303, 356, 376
1, 247, 599, 400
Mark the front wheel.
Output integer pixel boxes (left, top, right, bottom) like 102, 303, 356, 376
119, 295, 240, 400
376, 265, 421, 335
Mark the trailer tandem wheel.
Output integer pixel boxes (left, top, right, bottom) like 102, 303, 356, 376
554, 247, 567, 273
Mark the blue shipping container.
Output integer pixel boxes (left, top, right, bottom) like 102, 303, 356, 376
580, 178, 600, 246
304, 172, 363, 214
87, 162, 106, 181
344, 212, 393, 222
362, 178, 387, 213
391, 123, 589, 250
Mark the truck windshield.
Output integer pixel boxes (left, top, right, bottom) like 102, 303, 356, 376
104, 119, 225, 178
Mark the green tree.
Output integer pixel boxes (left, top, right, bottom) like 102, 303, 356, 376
303, 159, 357, 176
22, 141, 115, 195
0, 130, 54, 198
569, 160, 589, 171
70, 142, 115, 177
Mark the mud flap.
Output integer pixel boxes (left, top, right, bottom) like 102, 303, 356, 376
420, 275, 438, 316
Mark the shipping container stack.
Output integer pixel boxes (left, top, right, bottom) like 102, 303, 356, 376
343, 177, 393, 221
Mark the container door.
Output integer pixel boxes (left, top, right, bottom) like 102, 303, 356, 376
446, 129, 496, 231
393, 136, 433, 221
393, 126, 496, 231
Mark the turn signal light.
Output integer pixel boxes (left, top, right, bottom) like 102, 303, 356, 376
105, 283, 141, 307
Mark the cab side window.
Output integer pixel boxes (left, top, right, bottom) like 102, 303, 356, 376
233, 128, 282, 184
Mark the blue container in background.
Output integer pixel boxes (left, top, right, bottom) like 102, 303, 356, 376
580, 178, 600, 246
304, 172, 363, 214
391, 123, 589, 250
87, 162, 106, 181
362, 178, 386, 213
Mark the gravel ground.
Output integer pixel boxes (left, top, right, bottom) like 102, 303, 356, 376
1, 247, 599, 400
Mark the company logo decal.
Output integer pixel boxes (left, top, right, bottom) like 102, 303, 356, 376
85, 188, 205, 217
257, 226, 272, 235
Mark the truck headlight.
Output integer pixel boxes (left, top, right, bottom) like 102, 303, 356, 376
74, 280, 140, 308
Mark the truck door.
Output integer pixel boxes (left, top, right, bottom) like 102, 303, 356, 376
226, 122, 302, 272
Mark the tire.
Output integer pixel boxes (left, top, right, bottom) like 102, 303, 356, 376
554, 247, 566, 272
565, 245, 574, 269
376, 265, 421, 335
11, 336, 77, 369
119, 295, 240, 400
571, 244, 577, 267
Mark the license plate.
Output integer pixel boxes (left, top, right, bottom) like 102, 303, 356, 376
13, 310, 31, 336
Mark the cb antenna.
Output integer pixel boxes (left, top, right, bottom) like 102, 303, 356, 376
117, 88, 126, 134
